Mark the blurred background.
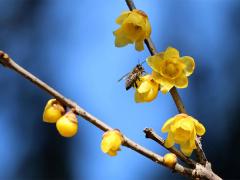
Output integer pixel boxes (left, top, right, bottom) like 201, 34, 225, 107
0, 0, 239, 179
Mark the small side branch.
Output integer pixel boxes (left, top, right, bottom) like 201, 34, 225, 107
144, 128, 196, 167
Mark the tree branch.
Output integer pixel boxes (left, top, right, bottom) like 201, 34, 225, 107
124, 0, 205, 165
0, 50, 221, 179
144, 128, 196, 167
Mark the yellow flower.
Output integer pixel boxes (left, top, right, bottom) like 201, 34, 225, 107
147, 47, 195, 93
114, 9, 151, 51
43, 99, 65, 123
56, 111, 78, 138
101, 130, 123, 156
163, 153, 177, 168
135, 74, 159, 103
162, 114, 205, 156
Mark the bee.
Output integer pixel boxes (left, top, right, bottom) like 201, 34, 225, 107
118, 63, 145, 90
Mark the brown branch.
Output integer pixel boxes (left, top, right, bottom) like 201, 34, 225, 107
124, 0, 205, 165
0, 51, 221, 180
144, 128, 196, 167
0, 51, 192, 178
0, 50, 221, 180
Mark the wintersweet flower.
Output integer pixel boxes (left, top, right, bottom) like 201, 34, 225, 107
101, 130, 123, 156
135, 74, 159, 103
43, 99, 65, 123
147, 47, 195, 93
162, 114, 205, 156
56, 111, 78, 138
114, 9, 151, 51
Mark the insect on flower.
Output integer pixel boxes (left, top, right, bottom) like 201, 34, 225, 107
118, 62, 145, 90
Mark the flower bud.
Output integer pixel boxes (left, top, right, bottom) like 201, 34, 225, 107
163, 153, 177, 168
56, 111, 78, 137
43, 99, 65, 123
101, 129, 123, 156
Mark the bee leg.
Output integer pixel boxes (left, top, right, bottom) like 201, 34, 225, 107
134, 82, 138, 88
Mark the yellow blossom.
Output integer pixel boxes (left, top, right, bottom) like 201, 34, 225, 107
135, 74, 159, 103
147, 47, 195, 93
43, 99, 65, 123
114, 9, 151, 51
162, 114, 205, 156
163, 153, 177, 168
56, 111, 78, 138
101, 130, 123, 156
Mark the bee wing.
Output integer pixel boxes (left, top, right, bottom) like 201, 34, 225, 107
118, 72, 130, 82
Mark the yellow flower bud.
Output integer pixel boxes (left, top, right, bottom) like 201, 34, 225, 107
56, 111, 78, 138
101, 130, 123, 156
163, 153, 177, 168
43, 99, 65, 123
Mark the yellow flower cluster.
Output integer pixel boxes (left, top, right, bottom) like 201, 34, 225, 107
147, 47, 195, 94
101, 130, 123, 156
43, 99, 78, 137
135, 74, 159, 103
162, 114, 205, 156
114, 10, 151, 51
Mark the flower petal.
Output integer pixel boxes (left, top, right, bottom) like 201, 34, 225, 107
174, 74, 188, 88
146, 53, 164, 72
116, 11, 131, 25
134, 91, 145, 103
193, 119, 206, 136
137, 80, 152, 93
135, 40, 144, 51
162, 117, 175, 132
114, 29, 132, 47
108, 150, 117, 156
164, 132, 175, 148
164, 47, 180, 60
143, 83, 159, 102
180, 56, 195, 76
145, 19, 151, 37
180, 142, 194, 157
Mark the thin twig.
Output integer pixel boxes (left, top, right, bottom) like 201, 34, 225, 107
0, 51, 221, 180
144, 128, 196, 167
124, 0, 205, 165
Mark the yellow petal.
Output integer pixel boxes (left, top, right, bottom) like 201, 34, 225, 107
193, 119, 206, 136
134, 91, 145, 103
114, 29, 132, 47
115, 36, 132, 47
145, 19, 151, 37
116, 11, 131, 25
180, 142, 194, 157
146, 53, 164, 72
180, 56, 195, 76
125, 11, 145, 27
137, 80, 151, 93
164, 47, 180, 60
135, 40, 144, 51
101, 139, 110, 153
164, 132, 175, 148
108, 150, 117, 156
189, 128, 197, 149
162, 117, 175, 132
143, 84, 159, 102
174, 74, 188, 88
